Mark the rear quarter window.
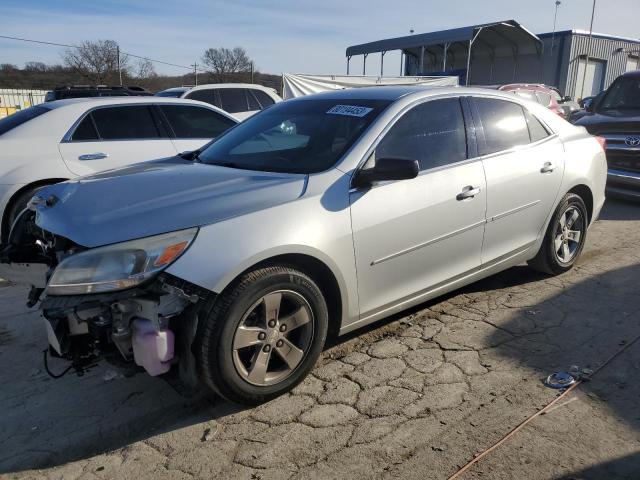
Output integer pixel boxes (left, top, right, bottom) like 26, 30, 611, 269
0, 106, 49, 137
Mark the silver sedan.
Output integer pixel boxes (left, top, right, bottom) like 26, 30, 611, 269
1, 86, 607, 404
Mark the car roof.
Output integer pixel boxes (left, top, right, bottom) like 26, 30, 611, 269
43, 96, 217, 110
188, 83, 278, 93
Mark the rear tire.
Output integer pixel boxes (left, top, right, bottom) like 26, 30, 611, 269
528, 193, 588, 275
196, 266, 328, 405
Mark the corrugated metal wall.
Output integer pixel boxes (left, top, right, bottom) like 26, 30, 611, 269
554, 33, 639, 99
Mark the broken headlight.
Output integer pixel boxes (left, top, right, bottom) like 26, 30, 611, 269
46, 228, 198, 295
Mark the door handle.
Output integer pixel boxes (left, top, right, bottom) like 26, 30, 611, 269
540, 162, 555, 173
457, 185, 481, 201
78, 152, 109, 160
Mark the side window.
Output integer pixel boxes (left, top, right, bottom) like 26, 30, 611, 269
185, 89, 220, 108
376, 98, 467, 171
524, 109, 551, 143
91, 106, 161, 140
246, 90, 261, 110
474, 98, 530, 155
252, 90, 276, 109
218, 89, 249, 113
71, 115, 99, 141
160, 105, 236, 139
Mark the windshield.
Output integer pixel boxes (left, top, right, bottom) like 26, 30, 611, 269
598, 76, 640, 110
197, 98, 391, 174
0, 106, 49, 137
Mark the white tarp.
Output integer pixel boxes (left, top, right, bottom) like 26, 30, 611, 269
282, 74, 458, 99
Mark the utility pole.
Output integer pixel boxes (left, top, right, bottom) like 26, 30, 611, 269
550, 1, 561, 54
251, 61, 254, 83
579, 0, 597, 99
117, 46, 123, 86
192, 62, 198, 86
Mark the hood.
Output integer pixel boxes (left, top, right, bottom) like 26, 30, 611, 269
35, 158, 307, 248
575, 109, 640, 135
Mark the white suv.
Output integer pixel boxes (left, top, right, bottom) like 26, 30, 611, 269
156, 83, 282, 120
0, 97, 237, 238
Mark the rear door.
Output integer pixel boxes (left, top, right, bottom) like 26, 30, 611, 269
471, 97, 565, 264
157, 104, 237, 153
350, 97, 487, 318
59, 105, 177, 176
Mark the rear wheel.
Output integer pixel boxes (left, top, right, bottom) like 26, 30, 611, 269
196, 266, 328, 405
528, 193, 588, 275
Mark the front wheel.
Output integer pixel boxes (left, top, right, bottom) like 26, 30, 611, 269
196, 266, 328, 405
528, 193, 588, 275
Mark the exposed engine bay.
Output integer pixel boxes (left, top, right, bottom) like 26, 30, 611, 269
0, 202, 211, 384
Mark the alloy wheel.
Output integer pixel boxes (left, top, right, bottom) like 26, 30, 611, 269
553, 205, 584, 264
232, 290, 314, 386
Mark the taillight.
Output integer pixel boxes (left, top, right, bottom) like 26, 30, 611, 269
595, 136, 607, 151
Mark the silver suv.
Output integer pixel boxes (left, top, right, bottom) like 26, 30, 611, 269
1, 87, 606, 404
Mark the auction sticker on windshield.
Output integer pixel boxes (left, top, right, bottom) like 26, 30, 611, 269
327, 105, 373, 117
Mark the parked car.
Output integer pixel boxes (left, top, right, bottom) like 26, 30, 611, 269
0, 96, 237, 239
45, 85, 152, 102
155, 83, 282, 120
0, 86, 606, 404
498, 84, 567, 118
574, 71, 640, 199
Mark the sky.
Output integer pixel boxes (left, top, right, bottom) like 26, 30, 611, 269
2, 0, 639, 76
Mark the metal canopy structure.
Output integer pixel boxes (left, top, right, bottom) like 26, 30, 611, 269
345, 20, 543, 85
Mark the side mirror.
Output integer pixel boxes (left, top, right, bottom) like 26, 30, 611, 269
352, 157, 419, 189
584, 99, 594, 112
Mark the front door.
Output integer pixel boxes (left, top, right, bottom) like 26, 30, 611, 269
59, 104, 177, 176
350, 97, 487, 318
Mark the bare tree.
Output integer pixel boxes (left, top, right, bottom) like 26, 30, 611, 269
24, 61, 48, 72
62, 40, 129, 84
201, 47, 253, 78
134, 58, 157, 79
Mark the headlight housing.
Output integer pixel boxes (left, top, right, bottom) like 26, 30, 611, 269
46, 228, 198, 295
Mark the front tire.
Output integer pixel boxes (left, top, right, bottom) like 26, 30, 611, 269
528, 193, 588, 275
196, 266, 328, 405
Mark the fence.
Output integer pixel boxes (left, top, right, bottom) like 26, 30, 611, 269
0, 89, 48, 119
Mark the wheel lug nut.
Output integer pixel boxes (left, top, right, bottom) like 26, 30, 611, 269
268, 320, 276, 328
258, 332, 266, 341
276, 340, 284, 348
263, 345, 271, 352
279, 324, 287, 332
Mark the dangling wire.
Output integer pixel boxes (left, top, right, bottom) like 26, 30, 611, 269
43, 349, 72, 379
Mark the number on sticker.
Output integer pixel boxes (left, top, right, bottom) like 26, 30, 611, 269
326, 105, 373, 117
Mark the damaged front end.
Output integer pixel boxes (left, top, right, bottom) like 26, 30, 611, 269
0, 197, 211, 384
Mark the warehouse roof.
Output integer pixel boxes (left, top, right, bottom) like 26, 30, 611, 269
345, 19, 542, 57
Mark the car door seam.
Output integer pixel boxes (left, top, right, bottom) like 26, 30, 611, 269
489, 200, 541, 222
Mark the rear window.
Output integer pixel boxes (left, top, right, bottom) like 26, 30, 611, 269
91, 106, 162, 140
0, 106, 49, 137
475, 98, 530, 155
160, 105, 236, 138
218, 89, 249, 113
252, 90, 276, 108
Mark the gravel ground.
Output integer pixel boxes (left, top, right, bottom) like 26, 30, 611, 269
1, 198, 639, 480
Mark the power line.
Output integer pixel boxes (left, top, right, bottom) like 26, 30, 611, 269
0, 34, 208, 73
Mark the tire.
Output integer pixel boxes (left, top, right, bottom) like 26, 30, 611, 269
528, 193, 589, 275
196, 266, 329, 405
4, 186, 45, 241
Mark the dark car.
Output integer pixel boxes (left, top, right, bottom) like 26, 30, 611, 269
44, 85, 153, 102
574, 71, 640, 200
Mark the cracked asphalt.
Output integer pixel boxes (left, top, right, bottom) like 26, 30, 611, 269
1, 198, 640, 480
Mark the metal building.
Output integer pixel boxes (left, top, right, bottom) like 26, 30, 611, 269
539, 29, 640, 99
345, 20, 640, 99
